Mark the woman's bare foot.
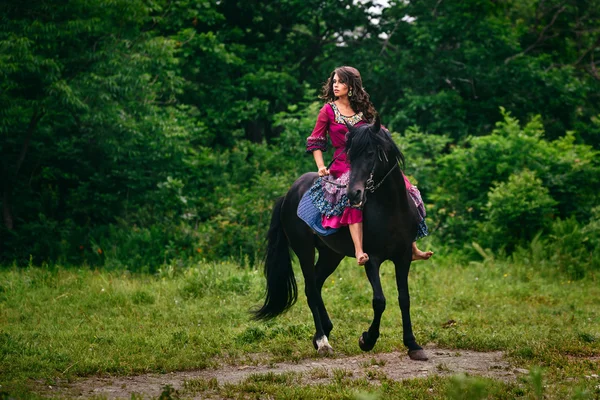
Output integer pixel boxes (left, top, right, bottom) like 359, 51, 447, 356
412, 249, 433, 261
412, 242, 433, 261
357, 252, 369, 265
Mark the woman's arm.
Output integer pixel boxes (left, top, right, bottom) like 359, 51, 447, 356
312, 150, 329, 176
306, 105, 330, 176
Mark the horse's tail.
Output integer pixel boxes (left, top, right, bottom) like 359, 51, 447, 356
252, 196, 298, 320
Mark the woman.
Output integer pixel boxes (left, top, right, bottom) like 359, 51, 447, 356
306, 66, 433, 265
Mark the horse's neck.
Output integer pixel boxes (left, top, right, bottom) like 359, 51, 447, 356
373, 168, 410, 210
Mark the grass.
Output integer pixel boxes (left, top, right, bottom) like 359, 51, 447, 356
176, 372, 562, 400
0, 253, 599, 399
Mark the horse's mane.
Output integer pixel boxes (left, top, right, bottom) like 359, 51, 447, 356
345, 122, 405, 169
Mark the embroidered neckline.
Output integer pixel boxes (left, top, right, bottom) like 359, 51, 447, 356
329, 102, 363, 126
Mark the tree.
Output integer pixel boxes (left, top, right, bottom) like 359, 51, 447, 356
159, 0, 379, 145
367, 0, 600, 144
0, 0, 192, 260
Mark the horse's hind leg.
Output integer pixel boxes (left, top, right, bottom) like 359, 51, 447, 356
286, 230, 334, 355
394, 253, 428, 361
299, 249, 335, 355
359, 257, 386, 352
314, 246, 344, 339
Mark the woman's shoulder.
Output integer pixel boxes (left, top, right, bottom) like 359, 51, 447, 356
317, 102, 335, 119
320, 102, 335, 112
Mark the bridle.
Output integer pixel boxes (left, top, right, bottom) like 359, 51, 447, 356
365, 160, 399, 193
322, 147, 399, 193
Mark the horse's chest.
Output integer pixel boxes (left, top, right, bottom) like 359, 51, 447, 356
363, 209, 415, 252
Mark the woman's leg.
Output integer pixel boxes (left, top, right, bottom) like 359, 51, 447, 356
349, 222, 369, 265
412, 242, 433, 261
403, 175, 432, 261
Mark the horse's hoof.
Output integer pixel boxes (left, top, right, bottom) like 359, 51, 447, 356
315, 335, 334, 356
408, 349, 429, 361
317, 344, 334, 356
359, 332, 376, 352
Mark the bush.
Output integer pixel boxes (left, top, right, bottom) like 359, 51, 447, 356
547, 208, 600, 279
428, 109, 600, 252
479, 169, 557, 251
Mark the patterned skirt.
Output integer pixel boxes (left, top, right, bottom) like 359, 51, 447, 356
408, 185, 429, 240
308, 171, 362, 228
308, 172, 429, 239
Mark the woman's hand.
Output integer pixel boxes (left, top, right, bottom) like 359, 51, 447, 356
318, 166, 330, 177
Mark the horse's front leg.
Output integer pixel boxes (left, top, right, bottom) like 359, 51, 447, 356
394, 255, 428, 361
359, 258, 386, 351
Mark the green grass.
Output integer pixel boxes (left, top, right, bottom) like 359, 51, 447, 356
176, 372, 567, 400
1, 254, 599, 399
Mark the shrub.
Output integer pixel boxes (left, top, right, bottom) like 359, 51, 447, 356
429, 109, 600, 252
479, 169, 557, 251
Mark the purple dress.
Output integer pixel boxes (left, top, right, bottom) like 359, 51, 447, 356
306, 102, 365, 228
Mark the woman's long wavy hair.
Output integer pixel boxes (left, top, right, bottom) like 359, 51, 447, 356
320, 66, 378, 123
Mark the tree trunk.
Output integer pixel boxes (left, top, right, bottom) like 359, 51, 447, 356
2, 109, 44, 230
2, 183, 13, 230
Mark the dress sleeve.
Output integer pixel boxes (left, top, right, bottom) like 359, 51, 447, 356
306, 105, 329, 153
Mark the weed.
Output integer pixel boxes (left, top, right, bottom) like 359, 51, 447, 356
354, 390, 381, 400
246, 371, 298, 385
158, 385, 179, 400
332, 368, 354, 384
183, 377, 219, 393
309, 367, 329, 379
131, 290, 155, 305
361, 358, 387, 368
446, 374, 488, 400
436, 363, 452, 372
529, 367, 544, 400
579, 332, 598, 344
365, 369, 388, 381
236, 326, 266, 344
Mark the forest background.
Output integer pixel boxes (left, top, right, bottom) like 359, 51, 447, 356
1, 0, 599, 277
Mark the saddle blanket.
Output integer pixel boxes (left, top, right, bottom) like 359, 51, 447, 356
297, 191, 339, 236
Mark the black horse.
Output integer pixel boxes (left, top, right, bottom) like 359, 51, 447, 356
253, 116, 428, 361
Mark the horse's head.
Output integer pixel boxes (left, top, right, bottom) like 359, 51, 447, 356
344, 115, 405, 208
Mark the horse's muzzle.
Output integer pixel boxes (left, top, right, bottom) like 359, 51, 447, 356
348, 189, 367, 209
350, 201, 363, 209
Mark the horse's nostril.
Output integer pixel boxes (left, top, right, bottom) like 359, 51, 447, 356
350, 190, 362, 205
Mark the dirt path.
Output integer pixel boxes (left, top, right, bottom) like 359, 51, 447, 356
52, 347, 523, 399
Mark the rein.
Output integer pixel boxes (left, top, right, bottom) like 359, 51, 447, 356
321, 152, 348, 188
321, 155, 400, 193
365, 162, 399, 193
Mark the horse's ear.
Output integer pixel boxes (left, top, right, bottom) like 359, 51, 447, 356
344, 120, 355, 134
371, 114, 381, 133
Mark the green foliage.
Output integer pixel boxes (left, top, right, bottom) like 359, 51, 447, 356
392, 126, 452, 199
480, 169, 557, 251
507, 210, 600, 281
0, 0, 201, 267
192, 102, 319, 266
447, 374, 488, 400
180, 262, 252, 299
548, 217, 594, 279
426, 110, 600, 261
1, 0, 599, 271
371, 0, 600, 143
529, 367, 545, 400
